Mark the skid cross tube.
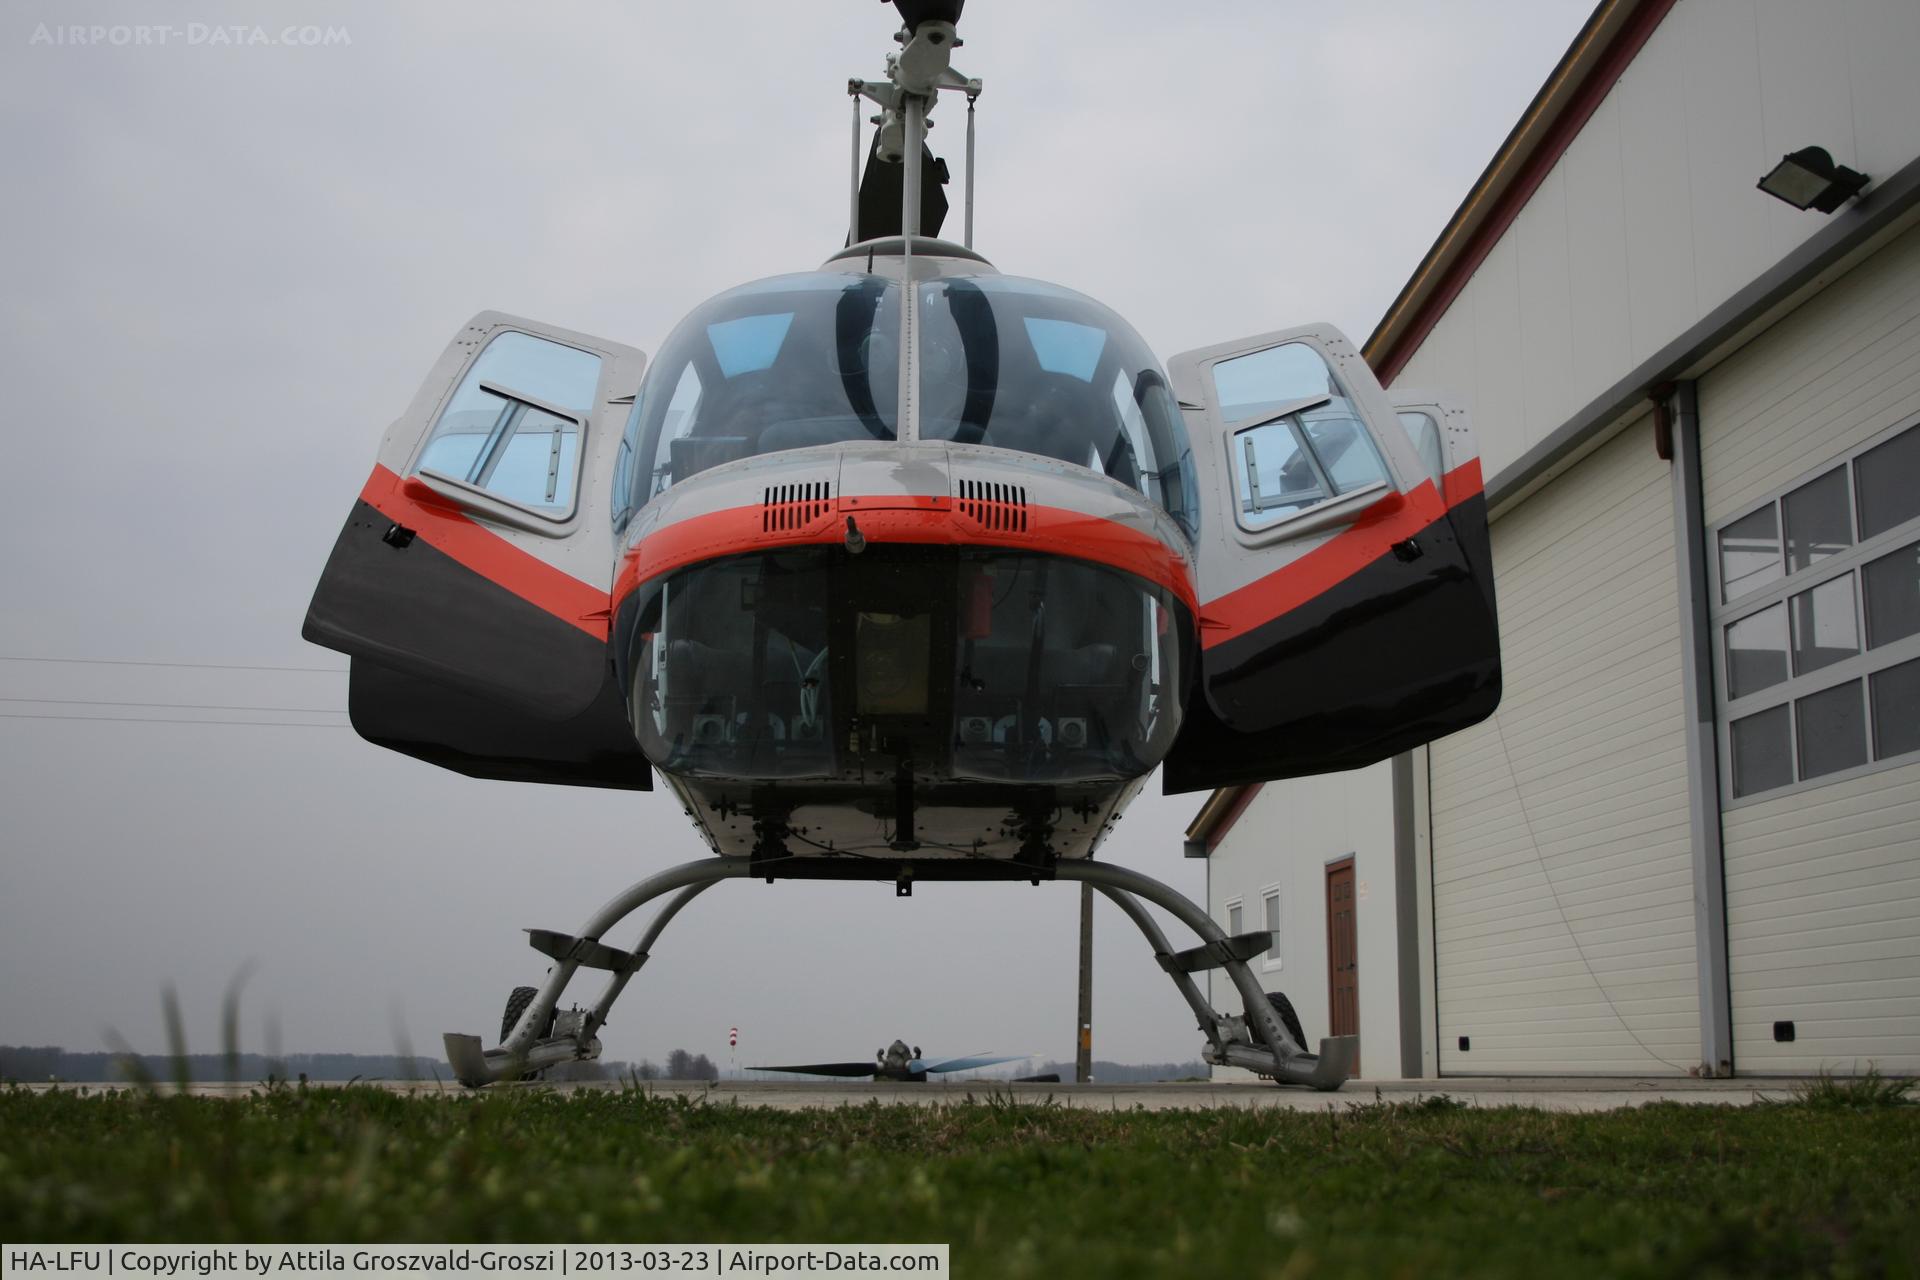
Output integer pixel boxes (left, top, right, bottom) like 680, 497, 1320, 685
446, 855, 1351, 1090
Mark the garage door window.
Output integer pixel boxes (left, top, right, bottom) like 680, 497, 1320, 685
1714, 417, 1920, 801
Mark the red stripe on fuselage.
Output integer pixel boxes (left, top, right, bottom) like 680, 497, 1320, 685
613, 499, 1199, 614
1198, 459, 1484, 651
355, 459, 1483, 655
358, 465, 611, 639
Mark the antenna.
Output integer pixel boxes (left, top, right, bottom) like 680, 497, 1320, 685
847, 14, 982, 246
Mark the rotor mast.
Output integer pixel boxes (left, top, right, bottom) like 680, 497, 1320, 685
848, 4, 982, 246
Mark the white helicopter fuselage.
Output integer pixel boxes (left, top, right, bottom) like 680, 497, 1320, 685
299, 0, 1501, 1089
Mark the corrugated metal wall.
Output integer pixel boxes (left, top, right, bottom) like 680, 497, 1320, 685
1430, 421, 1700, 1073
1700, 221, 1920, 1074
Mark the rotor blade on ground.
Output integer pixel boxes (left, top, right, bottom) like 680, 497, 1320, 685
749, 1062, 881, 1078
921, 1053, 1028, 1074
904, 1049, 978, 1072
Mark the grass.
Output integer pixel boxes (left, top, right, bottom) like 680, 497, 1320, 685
2, 1083, 1917, 1278
1790, 1065, 1915, 1110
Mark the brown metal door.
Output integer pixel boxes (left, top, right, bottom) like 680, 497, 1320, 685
1326, 857, 1359, 1075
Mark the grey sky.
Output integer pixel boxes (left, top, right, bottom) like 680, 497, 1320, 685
0, 1, 1592, 1069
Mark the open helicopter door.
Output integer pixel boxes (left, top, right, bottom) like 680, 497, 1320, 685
1161, 328, 1499, 793
304, 312, 653, 789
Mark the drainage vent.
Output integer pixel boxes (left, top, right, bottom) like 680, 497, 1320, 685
957, 479, 1029, 533
761, 480, 832, 533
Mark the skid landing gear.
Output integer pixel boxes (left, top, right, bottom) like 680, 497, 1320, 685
443, 855, 1355, 1091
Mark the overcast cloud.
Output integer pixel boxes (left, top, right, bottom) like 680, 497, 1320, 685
0, 1, 1592, 1071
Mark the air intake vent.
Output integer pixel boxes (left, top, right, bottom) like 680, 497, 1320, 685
957, 479, 1029, 533
762, 481, 832, 533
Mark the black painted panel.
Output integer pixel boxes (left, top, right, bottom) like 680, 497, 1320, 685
305, 500, 606, 719
1163, 495, 1501, 793
305, 499, 648, 790
348, 660, 650, 790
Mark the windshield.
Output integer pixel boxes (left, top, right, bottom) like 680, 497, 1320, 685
919, 275, 1198, 538
627, 546, 1185, 786
616, 272, 902, 524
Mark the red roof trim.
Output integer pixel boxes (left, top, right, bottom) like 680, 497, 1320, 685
1205, 784, 1262, 853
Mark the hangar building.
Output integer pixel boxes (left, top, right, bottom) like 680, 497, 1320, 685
1190, 0, 1920, 1079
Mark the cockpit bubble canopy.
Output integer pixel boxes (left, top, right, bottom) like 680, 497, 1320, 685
616, 272, 903, 522
918, 274, 1197, 537
614, 266, 1197, 539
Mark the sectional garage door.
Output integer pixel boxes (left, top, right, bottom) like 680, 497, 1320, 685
1699, 221, 1920, 1075
1429, 420, 1701, 1074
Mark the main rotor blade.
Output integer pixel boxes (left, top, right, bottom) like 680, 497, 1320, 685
922, 1053, 1027, 1074
749, 1062, 881, 1078
855, 133, 949, 243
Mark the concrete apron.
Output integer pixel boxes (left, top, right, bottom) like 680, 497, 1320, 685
18, 1077, 1849, 1112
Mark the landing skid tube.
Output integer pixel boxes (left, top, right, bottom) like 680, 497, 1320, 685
443, 856, 1355, 1091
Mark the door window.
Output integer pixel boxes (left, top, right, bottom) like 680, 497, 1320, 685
1236, 419, 1327, 518
1212, 342, 1335, 422
1216, 341, 1389, 532
415, 331, 601, 516
1397, 409, 1447, 491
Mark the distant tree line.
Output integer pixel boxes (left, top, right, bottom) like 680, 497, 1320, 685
2, 1045, 723, 1084
540, 1052, 717, 1083
0, 1046, 446, 1084
6, 1045, 1189, 1085
631, 1049, 720, 1081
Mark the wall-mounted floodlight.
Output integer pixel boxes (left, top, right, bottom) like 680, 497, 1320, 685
1757, 146, 1870, 213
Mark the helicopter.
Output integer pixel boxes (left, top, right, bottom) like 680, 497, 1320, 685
303, 0, 1500, 1091
752, 1041, 1050, 1084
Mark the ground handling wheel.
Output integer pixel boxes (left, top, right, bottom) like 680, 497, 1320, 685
1249, 991, 1314, 1083
1265, 990, 1309, 1054
501, 985, 557, 1043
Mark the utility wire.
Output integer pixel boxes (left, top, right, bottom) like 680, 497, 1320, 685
0, 655, 346, 674
0, 712, 349, 729
0, 697, 344, 715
